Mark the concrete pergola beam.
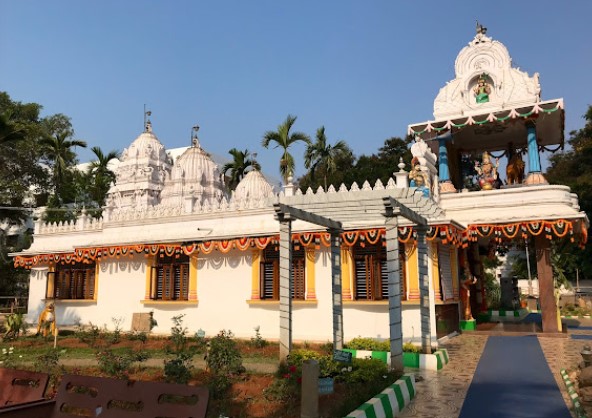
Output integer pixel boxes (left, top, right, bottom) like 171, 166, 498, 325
273, 203, 343, 231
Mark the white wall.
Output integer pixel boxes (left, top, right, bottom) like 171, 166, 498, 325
26, 247, 426, 344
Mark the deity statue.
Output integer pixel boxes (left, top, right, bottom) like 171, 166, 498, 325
475, 152, 499, 190
473, 74, 492, 104
408, 157, 430, 197
36, 302, 56, 337
461, 268, 478, 320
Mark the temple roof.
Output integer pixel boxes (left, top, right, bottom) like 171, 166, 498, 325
233, 170, 275, 202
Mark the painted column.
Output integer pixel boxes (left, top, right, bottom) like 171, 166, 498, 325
46, 265, 56, 299
450, 246, 459, 301
330, 230, 344, 350
525, 122, 548, 185
407, 243, 420, 300
305, 247, 316, 300
535, 235, 559, 333
438, 131, 456, 193
527, 122, 541, 173
251, 249, 261, 300
417, 226, 432, 354
385, 216, 403, 373
144, 257, 154, 300
189, 254, 198, 301
430, 242, 441, 302
438, 132, 451, 181
279, 218, 293, 361
341, 246, 353, 300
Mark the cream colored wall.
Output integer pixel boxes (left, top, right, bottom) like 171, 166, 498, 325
26, 268, 50, 323
24, 247, 426, 344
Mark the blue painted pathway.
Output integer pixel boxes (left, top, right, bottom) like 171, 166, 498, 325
459, 336, 571, 418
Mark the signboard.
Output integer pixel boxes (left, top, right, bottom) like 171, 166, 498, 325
196, 329, 206, 338
333, 349, 352, 364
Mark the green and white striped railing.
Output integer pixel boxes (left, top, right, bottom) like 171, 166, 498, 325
343, 348, 449, 371
560, 369, 587, 418
345, 374, 416, 418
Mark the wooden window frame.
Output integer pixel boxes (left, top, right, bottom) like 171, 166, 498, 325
53, 263, 96, 300
151, 255, 190, 301
260, 245, 306, 301
353, 242, 406, 301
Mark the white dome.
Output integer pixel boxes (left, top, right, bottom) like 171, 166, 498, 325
160, 138, 226, 207
106, 121, 171, 210
233, 170, 275, 201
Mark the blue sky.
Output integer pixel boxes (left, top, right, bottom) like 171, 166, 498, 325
1, 1, 590, 182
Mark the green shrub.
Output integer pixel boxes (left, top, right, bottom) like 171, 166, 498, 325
286, 349, 321, 366
164, 354, 193, 384
338, 358, 388, 384
345, 337, 390, 352
403, 342, 421, 353
2, 313, 26, 340
96, 348, 148, 379
164, 315, 195, 384
249, 325, 268, 348
206, 330, 244, 375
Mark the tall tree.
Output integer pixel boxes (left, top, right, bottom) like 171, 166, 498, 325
222, 148, 261, 191
304, 126, 350, 191
87, 146, 120, 208
262, 115, 310, 183
39, 115, 87, 205
546, 105, 592, 279
0, 92, 50, 296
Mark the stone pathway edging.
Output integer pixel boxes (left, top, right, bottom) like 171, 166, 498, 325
345, 374, 416, 418
560, 369, 587, 418
343, 348, 449, 371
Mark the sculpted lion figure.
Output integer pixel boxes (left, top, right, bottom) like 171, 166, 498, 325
36, 302, 56, 337
506, 152, 525, 185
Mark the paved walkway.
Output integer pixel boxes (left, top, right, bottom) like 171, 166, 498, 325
398, 319, 592, 418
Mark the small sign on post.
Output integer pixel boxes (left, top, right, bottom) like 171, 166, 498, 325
333, 349, 352, 364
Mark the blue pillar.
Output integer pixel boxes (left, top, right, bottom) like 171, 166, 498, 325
437, 131, 452, 182
527, 123, 541, 173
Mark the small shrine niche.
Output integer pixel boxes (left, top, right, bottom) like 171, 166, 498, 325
470, 73, 494, 105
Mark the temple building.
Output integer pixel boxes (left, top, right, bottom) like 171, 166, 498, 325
13, 26, 588, 368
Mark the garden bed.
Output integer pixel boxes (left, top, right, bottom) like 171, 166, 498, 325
0, 326, 401, 418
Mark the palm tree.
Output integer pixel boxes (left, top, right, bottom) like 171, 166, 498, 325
87, 146, 120, 207
222, 148, 261, 191
262, 115, 310, 183
40, 130, 87, 204
304, 126, 350, 190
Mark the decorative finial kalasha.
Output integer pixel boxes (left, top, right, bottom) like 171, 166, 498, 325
191, 124, 200, 148
144, 105, 152, 132
476, 21, 487, 35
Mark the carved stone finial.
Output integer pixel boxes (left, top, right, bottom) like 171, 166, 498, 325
476, 21, 487, 35
398, 157, 406, 172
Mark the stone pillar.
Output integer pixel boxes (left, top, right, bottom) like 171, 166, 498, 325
330, 230, 344, 351
417, 226, 432, 354
301, 359, 319, 418
385, 216, 404, 373
535, 235, 559, 333
524, 122, 548, 185
279, 218, 293, 361
394, 158, 409, 188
